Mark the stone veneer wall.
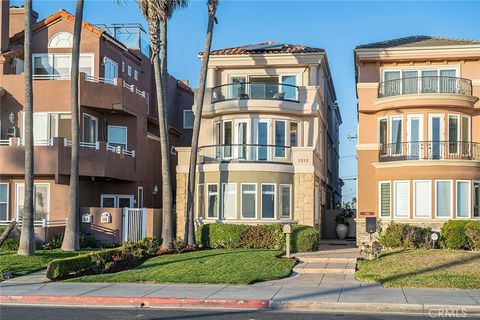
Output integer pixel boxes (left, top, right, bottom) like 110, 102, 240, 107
356, 218, 449, 246
294, 173, 315, 226
175, 172, 188, 238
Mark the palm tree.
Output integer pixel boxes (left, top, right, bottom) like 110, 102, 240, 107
138, 0, 187, 249
18, 0, 35, 256
184, 0, 219, 246
61, 0, 84, 251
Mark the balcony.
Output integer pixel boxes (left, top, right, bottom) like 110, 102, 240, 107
211, 82, 299, 103
198, 144, 292, 164
379, 76, 472, 98
0, 137, 136, 181
379, 141, 480, 162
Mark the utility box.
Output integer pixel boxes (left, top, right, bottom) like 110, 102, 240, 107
82, 214, 93, 223
366, 217, 377, 234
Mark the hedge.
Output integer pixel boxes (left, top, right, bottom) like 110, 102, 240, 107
196, 224, 319, 252
440, 220, 470, 250
465, 221, 480, 250
46, 248, 120, 280
378, 223, 433, 249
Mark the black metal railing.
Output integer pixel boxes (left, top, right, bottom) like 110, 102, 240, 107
211, 82, 299, 103
379, 141, 480, 162
198, 144, 292, 164
378, 76, 472, 98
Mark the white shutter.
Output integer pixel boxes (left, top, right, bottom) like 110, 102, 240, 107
414, 181, 431, 217
394, 181, 410, 218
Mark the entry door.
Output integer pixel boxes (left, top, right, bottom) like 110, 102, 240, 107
256, 120, 270, 161
407, 115, 423, 159
429, 115, 444, 160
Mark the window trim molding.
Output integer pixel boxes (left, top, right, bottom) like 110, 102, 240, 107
15, 182, 51, 221
48, 32, 74, 48
456, 180, 471, 219
221, 183, 237, 220
279, 184, 292, 220
378, 181, 391, 218
82, 113, 99, 143
196, 184, 205, 219
393, 180, 410, 219
107, 125, 128, 148
0, 182, 9, 221
206, 183, 219, 219
274, 120, 288, 159
474, 180, 480, 219
100, 194, 134, 208
435, 179, 454, 219
240, 183, 257, 220
413, 180, 432, 218
260, 183, 276, 220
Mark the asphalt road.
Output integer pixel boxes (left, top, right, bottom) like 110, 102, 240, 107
2, 306, 478, 320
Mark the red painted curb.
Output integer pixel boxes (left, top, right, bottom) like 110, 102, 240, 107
0, 295, 270, 310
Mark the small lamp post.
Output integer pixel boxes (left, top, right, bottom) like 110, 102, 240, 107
283, 224, 292, 258
431, 232, 439, 249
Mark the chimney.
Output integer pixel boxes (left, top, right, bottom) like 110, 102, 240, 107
9, 5, 38, 38
0, 0, 9, 53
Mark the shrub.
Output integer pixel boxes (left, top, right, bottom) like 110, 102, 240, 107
441, 220, 470, 250
43, 234, 63, 250
240, 225, 284, 250
465, 221, 480, 250
47, 251, 95, 280
1, 237, 20, 250
80, 233, 98, 248
379, 223, 407, 248
291, 225, 320, 252
196, 224, 246, 249
379, 223, 433, 249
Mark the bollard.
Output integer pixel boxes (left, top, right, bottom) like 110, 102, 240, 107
283, 224, 292, 258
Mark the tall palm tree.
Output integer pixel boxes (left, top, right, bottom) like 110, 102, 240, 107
18, 0, 35, 256
138, 0, 187, 249
62, 0, 84, 251
184, 0, 219, 246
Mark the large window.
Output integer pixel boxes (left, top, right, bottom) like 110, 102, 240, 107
379, 182, 391, 218
0, 183, 8, 221
100, 195, 133, 208
379, 118, 388, 155
474, 182, 480, 218
196, 184, 205, 219
436, 180, 452, 218
241, 184, 256, 219
107, 125, 127, 149
407, 115, 422, 159
33, 54, 93, 79
23, 112, 72, 143
223, 121, 233, 158
290, 122, 298, 147
261, 184, 275, 219
222, 183, 237, 219
383, 68, 457, 95
448, 115, 470, 154
390, 117, 403, 155
394, 181, 409, 218
456, 181, 470, 218
16, 183, 50, 221
281, 75, 297, 100
83, 114, 98, 143
104, 57, 118, 84
48, 32, 73, 48
414, 180, 431, 218
275, 120, 286, 157
207, 184, 219, 219
279, 184, 292, 219
183, 110, 194, 129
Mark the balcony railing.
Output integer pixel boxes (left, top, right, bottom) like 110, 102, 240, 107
379, 141, 480, 162
378, 76, 472, 98
198, 144, 292, 164
211, 82, 299, 103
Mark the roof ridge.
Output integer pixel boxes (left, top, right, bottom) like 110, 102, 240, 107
356, 35, 480, 49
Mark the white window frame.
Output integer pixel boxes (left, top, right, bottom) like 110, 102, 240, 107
240, 183, 257, 220
134, 69, 139, 81
413, 180, 432, 218
378, 181, 391, 218
280, 74, 298, 100
407, 114, 424, 143
122, 61, 125, 73
48, 32, 74, 48
82, 113, 98, 143
228, 75, 248, 99
221, 183, 237, 220
128, 65, 132, 77
389, 116, 403, 156
103, 57, 118, 84
274, 120, 287, 159
0, 182, 9, 221
279, 184, 292, 220
474, 180, 480, 219
100, 194, 134, 208
137, 186, 144, 208
15, 183, 50, 221
428, 114, 445, 159
79, 53, 95, 77
393, 180, 410, 218
456, 180, 471, 219
206, 183, 219, 219
234, 119, 250, 160
256, 119, 271, 161
107, 125, 128, 149
183, 110, 194, 129
435, 180, 454, 219
196, 184, 205, 218
222, 120, 233, 159
261, 183, 276, 220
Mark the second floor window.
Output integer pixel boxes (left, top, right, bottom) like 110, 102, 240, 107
107, 125, 127, 149
33, 54, 93, 79
104, 57, 118, 84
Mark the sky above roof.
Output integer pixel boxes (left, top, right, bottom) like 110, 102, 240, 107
11, 0, 480, 203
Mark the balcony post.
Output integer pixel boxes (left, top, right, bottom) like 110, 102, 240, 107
309, 64, 318, 86
207, 67, 216, 88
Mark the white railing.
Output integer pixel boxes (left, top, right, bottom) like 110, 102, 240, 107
135, 88, 146, 98
0, 218, 67, 227
0, 139, 10, 146
106, 143, 135, 157
85, 75, 117, 86
123, 81, 135, 92
63, 139, 99, 149
19, 138, 54, 146
33, 74, 70, 80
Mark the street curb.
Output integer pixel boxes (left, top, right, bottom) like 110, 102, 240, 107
0, 295, 270, 310
269, 301, 480, 316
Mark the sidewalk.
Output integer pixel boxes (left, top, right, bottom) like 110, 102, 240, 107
1, 273, 480, 315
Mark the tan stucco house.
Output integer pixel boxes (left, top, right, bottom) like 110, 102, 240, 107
354, 36, 480, 243
176, 42, 342, 238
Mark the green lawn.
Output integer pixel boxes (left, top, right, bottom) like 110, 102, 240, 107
0, 249, 88, 278
69, 249, 296, 285
356, 249, 480, 289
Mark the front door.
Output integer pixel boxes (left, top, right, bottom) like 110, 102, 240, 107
429, 115, 444, 160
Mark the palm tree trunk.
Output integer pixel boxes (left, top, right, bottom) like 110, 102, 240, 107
62, 0, 84, 251
157, 21, 173, 249
184, 0, 218, 246
18, 0, 35, 256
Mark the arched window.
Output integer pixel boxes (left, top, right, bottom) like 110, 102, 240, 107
48, 32, 73, 48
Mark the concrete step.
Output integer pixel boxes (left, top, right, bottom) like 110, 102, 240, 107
297, 257, 357, 264
293, 262, 356, 275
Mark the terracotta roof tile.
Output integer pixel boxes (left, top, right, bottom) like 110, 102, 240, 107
356, 35, 480, 49
207, 41, 324, 56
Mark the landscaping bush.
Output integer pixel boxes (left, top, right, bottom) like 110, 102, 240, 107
196, 224, 319, 252
441, 220, 470, 250
291, 225, 320, 252
80, 232, 98, 249
1, 237, 20, 250
43, 234, 63, 250
379, 223, 407, 248
46, 237, 159, 280
379, 223, 433, 249
465, 221, 480, 250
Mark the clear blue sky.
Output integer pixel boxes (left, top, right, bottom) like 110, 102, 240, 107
13, 0, 480, 202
